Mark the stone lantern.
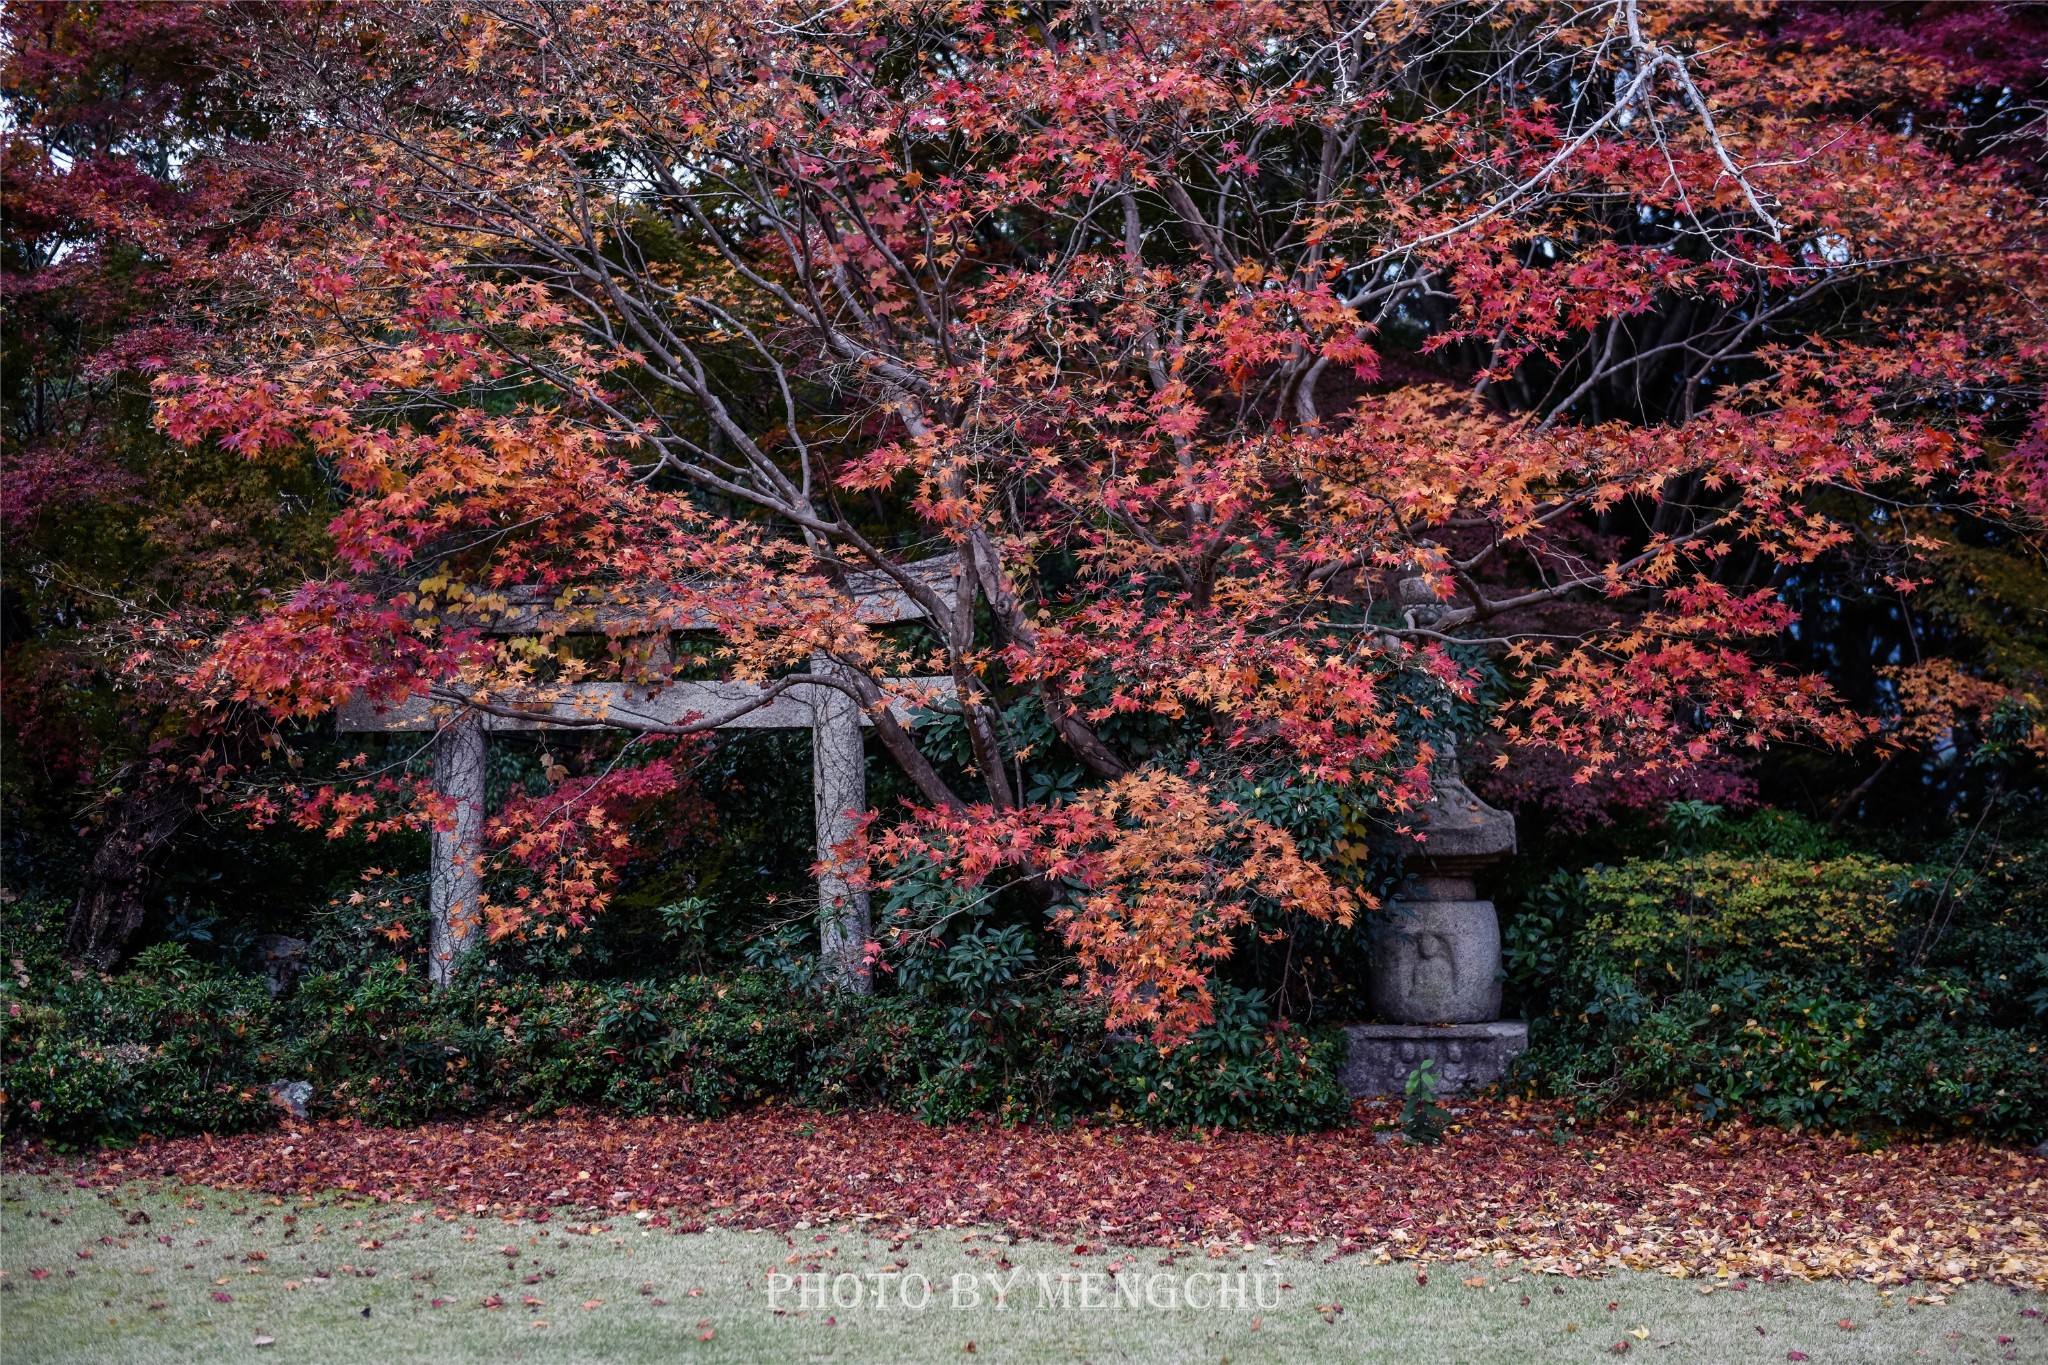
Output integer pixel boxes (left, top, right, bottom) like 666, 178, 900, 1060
1340, 737, 1528, 1097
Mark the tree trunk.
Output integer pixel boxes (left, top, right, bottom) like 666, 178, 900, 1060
64, 779, 192, 968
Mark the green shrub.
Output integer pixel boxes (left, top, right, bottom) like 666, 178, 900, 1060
1856, 1014, 2047, 1135
279, 970, 826, 1126
1110, 986, 1353, 1133
1571, 851, 1909, 981
2, 888, 1355, 1140
1507, 836, 2048, 1142
1, 904, 279, 1144
276, 970, 1346, 1133
281, 963, 505, 1126
799, 988, 1113, 1125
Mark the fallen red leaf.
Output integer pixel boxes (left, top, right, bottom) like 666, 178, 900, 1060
23, 1100, 2047, 1289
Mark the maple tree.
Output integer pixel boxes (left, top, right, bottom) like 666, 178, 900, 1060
130, 1, 2048, 1036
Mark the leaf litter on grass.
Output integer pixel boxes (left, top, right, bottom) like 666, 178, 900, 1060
27, 1097, 2048, 1290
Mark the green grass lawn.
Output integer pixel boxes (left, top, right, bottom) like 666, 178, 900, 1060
1, 1173, 2038, 1364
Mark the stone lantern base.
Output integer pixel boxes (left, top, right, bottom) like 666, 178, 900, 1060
1339, 1021, 1529, 1097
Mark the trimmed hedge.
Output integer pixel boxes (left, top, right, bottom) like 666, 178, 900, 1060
1507, 844, 2048, 1141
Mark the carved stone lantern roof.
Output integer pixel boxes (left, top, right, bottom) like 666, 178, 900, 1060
1406, 739, 1516, 874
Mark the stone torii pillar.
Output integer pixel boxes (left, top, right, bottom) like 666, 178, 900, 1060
427, 708, 487, 988
808, 656, 870, 991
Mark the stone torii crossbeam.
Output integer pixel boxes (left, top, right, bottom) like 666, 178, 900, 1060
336, 556, 959, 992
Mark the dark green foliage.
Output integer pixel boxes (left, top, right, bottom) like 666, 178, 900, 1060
1507, 810, 2048, 1142
0, 894, 1352, 1139
1110, 986, 1354, 1133
795, 988, 1110, 1125
280, 969, 813, 1125
0, 901, 277, 1145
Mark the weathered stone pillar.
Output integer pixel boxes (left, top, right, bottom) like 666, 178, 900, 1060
811, 658, 872, 993
428, 707, 488, 989
1343, 735, 1527, 1096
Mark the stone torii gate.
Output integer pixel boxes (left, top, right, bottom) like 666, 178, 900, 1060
337, 556, 959, 992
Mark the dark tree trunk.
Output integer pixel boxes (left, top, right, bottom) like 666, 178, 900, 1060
63, 780, 193, 968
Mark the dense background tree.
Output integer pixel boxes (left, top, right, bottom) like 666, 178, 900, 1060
0, 2, 738, 966
0, 1, 346, 963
